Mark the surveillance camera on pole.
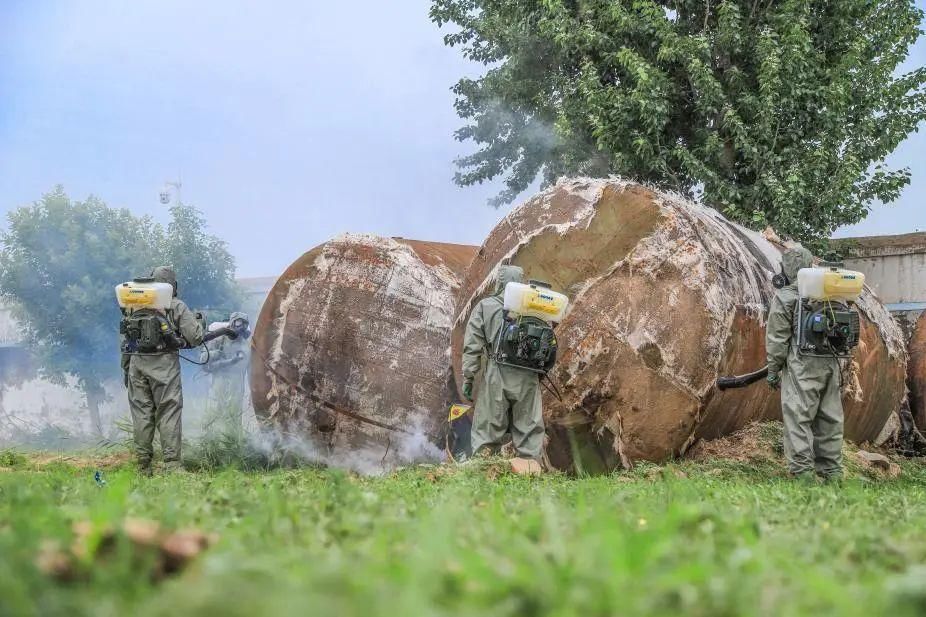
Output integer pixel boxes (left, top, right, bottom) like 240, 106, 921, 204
159, 178, 182, 206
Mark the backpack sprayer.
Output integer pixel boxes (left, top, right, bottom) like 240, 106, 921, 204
115, 278, 250, 364
716, 262, 864, 390
494, 280, 569, 374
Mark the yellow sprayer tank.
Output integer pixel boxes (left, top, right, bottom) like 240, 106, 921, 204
115, 280, 173, 310
797, 267, 865, 302
503, 281, 569, 323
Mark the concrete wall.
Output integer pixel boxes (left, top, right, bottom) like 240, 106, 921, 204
835, 232, 926, 312
843, 252, 926, 306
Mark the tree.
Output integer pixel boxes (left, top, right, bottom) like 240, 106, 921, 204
0, 187, 239, 436
163, 203, 239, 315
430, 0, 926, 244
0, 187, 162, 435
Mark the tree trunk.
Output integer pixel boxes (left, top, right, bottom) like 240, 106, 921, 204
84, 386, 105, 438
0, 385, 7, 432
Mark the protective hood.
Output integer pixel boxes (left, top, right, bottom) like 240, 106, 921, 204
229, 311, 250, 331
494, 265, 524, 296
782, 246, 813, 283
151, 266, 178, 296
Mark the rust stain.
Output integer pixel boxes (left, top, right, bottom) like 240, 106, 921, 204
394, 238, 478, 274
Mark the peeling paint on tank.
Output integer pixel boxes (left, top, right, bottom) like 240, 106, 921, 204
268, 278, 308, 368
855, 289, 906, 360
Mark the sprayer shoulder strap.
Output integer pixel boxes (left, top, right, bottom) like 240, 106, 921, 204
492, 307, 515, 346
155, 307, 187, 350
163, 306, 178, 326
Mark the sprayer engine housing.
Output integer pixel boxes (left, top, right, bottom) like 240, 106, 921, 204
796, 300, 860, 358
494, 314, 558, 374
120, 309, 186, 354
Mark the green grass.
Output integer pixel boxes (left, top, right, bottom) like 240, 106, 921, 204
2, 439, 926, 616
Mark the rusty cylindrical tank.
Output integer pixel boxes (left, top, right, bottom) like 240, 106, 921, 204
450, 178, 907, 472
908, 311, 926, 428
251, 234, 476, 471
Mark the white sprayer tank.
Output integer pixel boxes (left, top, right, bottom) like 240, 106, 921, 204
797, 267, 865, 302
503, 281, 569, 322
115, 280, 173, 310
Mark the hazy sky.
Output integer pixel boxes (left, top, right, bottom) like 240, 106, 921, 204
1, 2, 924, 277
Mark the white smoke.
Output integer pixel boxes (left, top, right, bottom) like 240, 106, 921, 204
235, 418, 444, 477
0, 377, 125, 448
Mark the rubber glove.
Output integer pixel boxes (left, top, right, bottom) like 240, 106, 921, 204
462, 379, 474, 402
767, 371, 781, 390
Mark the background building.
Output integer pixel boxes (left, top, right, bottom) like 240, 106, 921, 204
836, 232, 926, 309
237, 276, 277, 319
834, 232, 926, 337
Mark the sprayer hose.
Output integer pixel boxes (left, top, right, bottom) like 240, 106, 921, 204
716, 366, 770, 391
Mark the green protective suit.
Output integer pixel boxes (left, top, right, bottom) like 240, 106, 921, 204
766, 246, 844, 479
125, 267, 204, 471
462, 265, 545, 459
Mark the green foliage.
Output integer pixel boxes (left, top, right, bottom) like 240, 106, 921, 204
0, 449, 27, 468
0, 187, 163, 422
163, 204, 238, 314
2, 453, 926, 615
430, 0, 926, 243
0, 187, 238, 430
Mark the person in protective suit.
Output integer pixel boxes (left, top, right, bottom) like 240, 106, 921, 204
200, 311, 250, 424
766, 246, 844, 481
461, 265, 544, 460
123, 266, 204, 475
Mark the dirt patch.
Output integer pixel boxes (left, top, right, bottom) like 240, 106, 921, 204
686, 422, 779, 464
25, 451, 134, 470
852, 450, 902, 479
687, 422, 905, 481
